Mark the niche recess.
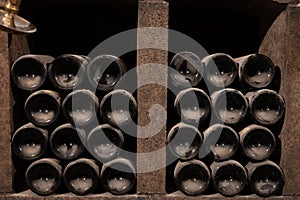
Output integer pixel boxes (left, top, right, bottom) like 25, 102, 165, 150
12, 0, 138, 195
166, 0, 286, 195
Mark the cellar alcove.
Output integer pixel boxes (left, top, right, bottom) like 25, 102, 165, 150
9, 0, 139, 197
166, 0, 287, 197
1, 0, 300, 199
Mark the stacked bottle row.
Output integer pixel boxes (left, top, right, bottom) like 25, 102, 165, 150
11, 54, 127, 92
14, 88, 136, 128
24, 157, 136, 196
167, 52, 285, 197
169, 52, 279, 90
173, 159, 284, 197
171, 87, 285, 127
11, 54, 137, 196
12, 122, 134, 164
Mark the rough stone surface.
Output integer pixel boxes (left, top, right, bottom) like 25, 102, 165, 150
9, 35, 30, 63
0, 191, 296, 199
274, 0, 299, 4
137, 0, 168, 194
0, 31, 12, 193
259, 5, 300, 196
0, 32, 29, 193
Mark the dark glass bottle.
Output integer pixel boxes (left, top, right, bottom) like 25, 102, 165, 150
240, 124, 276, 161
100, 158, 136, 195
202, 53, 238, 88
11, 54, 54, 91
100, 89, 137, 128
246, 89, 285, 125
169, 51, 204, 87
87, 54, 126, 91
48, 54, 88, 90
236, 53, 275, 89
63, 158, 99, 195
211, 88, 248, 124
50, 123, 85, 160
25, 158, 62, 196
87, 124, 124, 161
211, 160, 248, 196
62, 89, 99, 126
203, 124, 239, 161
246, 160, 284, 197
167, 123, 203, 160
174, 160, 210, 195
24, 90, 61, 126
174, 88, 211, 125
11, 123, 48, 160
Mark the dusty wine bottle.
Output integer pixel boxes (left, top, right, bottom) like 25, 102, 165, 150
240, 125, 276, 161
50, 123, 85, 160
25, 158, 62, 196
87, 124, 124, 161
203, 124, 239, 161
236, 53, 275, 88
246, 89, 285, 125
11, 54, 54, 91
167, 123, 203, 160
24, 90, 61, 126
100, 89, 137, 128
174, 160, 210, 196
211, 160, 248, 196
62, 89, 99, 126
11, 123, 48, 160
211, 88, 248, 124
48, 54, 88, 90
87, 54, 126, 91
202, 53, 238, 88
100, 157, 136, 195
63, 158, 99, 195
246, 160, 284, 197
169, 51, 204, 87
174, 88, 211, 125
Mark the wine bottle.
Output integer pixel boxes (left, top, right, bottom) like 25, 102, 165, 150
11, 54, 54, 91
87, 54, 126, 91
169, 51, 204, 87
48, 54, 88, 90
236, 53, 275, 88
100, 157, 136, 195
63, 158, 99, 195
202, 53, 238, 88
211, 88, 248, 124
203, 124, 239, 161
246, 89, 285, 125
100, 89, 137, 128
246, 160, 284, 197
24, 90, 61, 126
167, 123, 203, 160
11, 123, 48, 160
25, 158, 62, 196
174, 159, 210, 196
62, 89, 99, 126
240, 125, 276, 161
87, 124, 124, 161
50, 123, 85, 160
174, 88, 211, 125
211, 160, 248, 196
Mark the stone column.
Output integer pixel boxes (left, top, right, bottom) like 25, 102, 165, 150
137, 0, 169, 194
259, 3, 300, 196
